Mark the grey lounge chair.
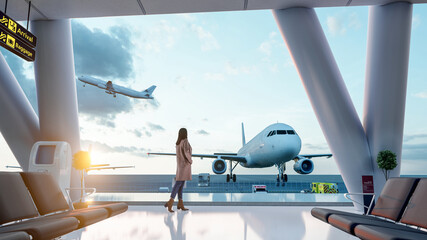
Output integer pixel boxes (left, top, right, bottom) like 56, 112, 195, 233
20, 172, 128, 227
0, 172, 79, 240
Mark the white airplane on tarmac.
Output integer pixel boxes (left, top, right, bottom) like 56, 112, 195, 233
78, 75, 156, 99
149, 123, 332, 184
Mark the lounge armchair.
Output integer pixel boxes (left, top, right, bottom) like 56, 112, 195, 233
311, 177, 427, 240
0, 172, 79, 240
20, 172, 128, 228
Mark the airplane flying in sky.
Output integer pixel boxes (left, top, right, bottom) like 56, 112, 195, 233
149, 123, 332, 184
78, 75, 156, 99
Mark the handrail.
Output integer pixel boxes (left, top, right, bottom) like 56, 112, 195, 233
64, 187, 97, 209
344, 193, 376, 215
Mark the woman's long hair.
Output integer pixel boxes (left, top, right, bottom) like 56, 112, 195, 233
176, 128, 188, 145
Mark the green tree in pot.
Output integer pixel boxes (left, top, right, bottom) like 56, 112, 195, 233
376, 150, 398, 180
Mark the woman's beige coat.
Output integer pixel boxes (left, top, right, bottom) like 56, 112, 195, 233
175, 139, 193, 181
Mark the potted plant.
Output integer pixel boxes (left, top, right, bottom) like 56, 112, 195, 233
376, 150, 398, 180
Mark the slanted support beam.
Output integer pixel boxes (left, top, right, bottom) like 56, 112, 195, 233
364, 2, 413, 189
273, 8, 374, 208
0, 53, 40, 170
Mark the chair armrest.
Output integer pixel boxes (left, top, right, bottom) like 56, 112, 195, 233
64, 187, 97, 209
344, 193, 376, 215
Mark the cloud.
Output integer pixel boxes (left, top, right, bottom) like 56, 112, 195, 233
191, 24, 220, 51
71, 21, 144, 127
1, 50, 38, 113
414, 92, 427, 99
95, 118, 115, 128
130, 127, 155, 138
303, 143, 330, 151
327, 16, 346, 36
404, 134, 427, 142
258, 32, 279, 56
82, 139, 147, 157
196, 130, 209, 135
225, 61, 255, 75
144, 20, 178, 52
412, 14, 421, 30
72, 21, 134, 80
76, 80, 133, 124
402, 143, 427, 160
204, 72, 225, 81
348, 12, 361, 30
133, 98, 160, 111
147, 122, 165, 131
259, 41, 272, 56
132, 129, 143, 138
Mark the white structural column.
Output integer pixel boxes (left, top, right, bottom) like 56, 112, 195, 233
0, 54, 40, 170
364, 2, 413, 188
32, 19, 80, 153
273, 8, 374, 201
32, 20, 81, 193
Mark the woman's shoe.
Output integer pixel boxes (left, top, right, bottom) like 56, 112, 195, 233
177, 199, 189, 211
165, 198, 174, 212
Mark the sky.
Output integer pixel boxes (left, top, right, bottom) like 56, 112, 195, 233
0, 5, 427, 176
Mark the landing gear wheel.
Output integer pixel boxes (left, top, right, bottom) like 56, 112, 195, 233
232, 174, 236, 182
276, 174, 280, 182
281, 174, 284, 180
226, 174, 230, 182
284, 174, 288, 182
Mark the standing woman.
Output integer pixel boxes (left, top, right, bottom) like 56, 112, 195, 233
164, 128, 193, 212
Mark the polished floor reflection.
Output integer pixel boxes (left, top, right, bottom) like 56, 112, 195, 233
62, 205, 358, 240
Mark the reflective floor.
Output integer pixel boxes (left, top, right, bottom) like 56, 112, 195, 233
62, 205, 358, 240
90, 193, 353, 205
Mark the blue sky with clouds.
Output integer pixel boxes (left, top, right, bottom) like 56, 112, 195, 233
1, 5, 427, 175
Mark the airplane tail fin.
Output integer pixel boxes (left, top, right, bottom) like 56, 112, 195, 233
241, 122, 246, 147
142, 85, 156, 98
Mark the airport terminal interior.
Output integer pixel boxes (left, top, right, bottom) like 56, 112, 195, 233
1, 0, 427, 239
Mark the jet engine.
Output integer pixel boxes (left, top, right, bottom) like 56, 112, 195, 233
293, 158, 314, 174
212, 158, 227, 174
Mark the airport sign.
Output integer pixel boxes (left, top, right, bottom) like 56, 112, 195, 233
0, 10, 37, 48
0, 29, 35, 61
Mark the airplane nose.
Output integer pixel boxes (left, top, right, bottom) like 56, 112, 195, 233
279, 136, 301, 158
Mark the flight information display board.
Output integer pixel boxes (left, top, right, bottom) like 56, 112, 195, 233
0, 10, 36, 61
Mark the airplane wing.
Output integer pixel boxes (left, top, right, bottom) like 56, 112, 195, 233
86, 166, 135, 171
78, 76, 105, 88
297, 154, 332, 159
148, 152, 247, 163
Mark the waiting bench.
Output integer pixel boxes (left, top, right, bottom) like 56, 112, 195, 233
311, 177, 427, 240
0, 172, 128, 239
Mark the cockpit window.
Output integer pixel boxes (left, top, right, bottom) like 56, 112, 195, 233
287, 130, 295, 135
270, 130, 276, 137
277, 130, 287, 135
267, 131, 272, 137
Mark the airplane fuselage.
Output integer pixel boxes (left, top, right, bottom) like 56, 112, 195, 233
238, 123, 301, 168
78, 76, 156, 99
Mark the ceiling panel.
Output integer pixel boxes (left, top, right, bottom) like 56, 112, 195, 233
0, 0, 425, 21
